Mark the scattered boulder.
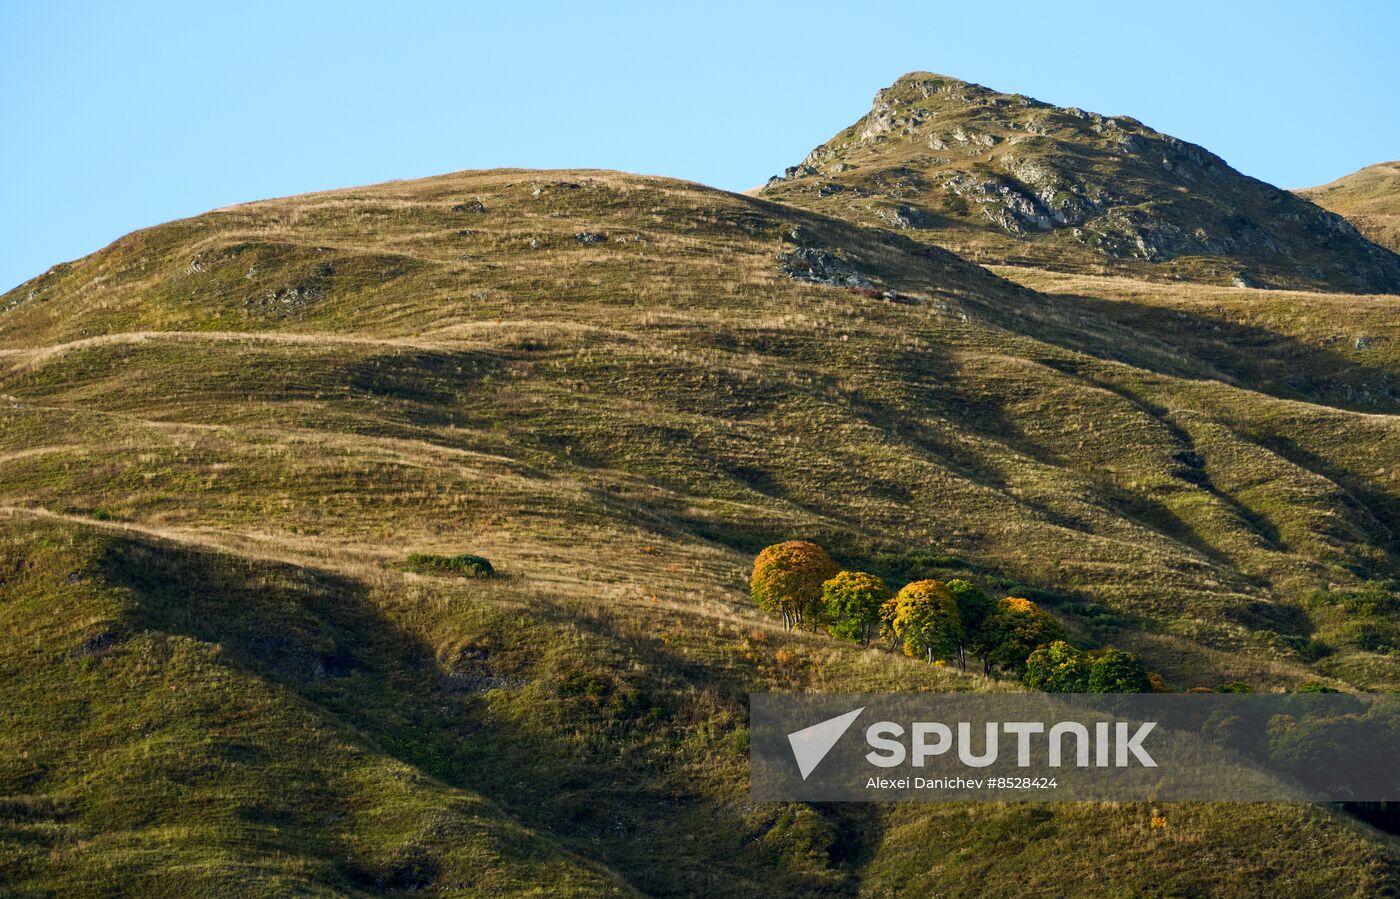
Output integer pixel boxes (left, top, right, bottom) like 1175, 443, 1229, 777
245, 283, 322, 316
575, 232, 608, 245
450, 199, 486, 214
74, 627, 124, 657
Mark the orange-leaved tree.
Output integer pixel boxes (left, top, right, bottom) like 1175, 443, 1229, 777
751, 541, 839, 630
981, 596, 1065, 676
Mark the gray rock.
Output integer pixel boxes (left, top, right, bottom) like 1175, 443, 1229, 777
778, 247, 873, 288
574, 232, 608, 244
877, 204, 932, 230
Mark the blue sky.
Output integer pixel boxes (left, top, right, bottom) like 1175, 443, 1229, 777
3, 0, 1397, 291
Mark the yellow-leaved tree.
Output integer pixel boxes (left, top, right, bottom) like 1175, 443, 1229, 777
883, 579, 963, 664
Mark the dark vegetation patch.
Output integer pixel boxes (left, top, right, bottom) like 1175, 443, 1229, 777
404, 552, 495, 578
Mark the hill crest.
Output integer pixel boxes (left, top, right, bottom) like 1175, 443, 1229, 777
1298, 160, 1400, 254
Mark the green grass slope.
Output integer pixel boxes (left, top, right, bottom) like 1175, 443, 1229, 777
2, 169, 1399, 895
1298, 161, 1400, 254
760, 73, 1400, 293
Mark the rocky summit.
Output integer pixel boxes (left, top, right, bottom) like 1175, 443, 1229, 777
762, 73, 1400, 293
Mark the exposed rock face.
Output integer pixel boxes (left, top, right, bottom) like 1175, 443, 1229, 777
876, 204, 933, 229
762, 72, 1400, 293
777, 246, 873, 288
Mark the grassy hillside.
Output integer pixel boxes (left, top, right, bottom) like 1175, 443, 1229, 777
760, 73, 1400, 293
1299, 161, 1400, 253
2, 169, 1399, 895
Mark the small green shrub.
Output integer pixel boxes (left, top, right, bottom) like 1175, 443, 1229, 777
405, 552, 494, 578
1306, 582, 1399, 615
1215, 681, 1254, 694
1295, 682, 1341, 694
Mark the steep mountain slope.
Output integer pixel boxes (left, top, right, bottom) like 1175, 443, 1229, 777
761, 73, 1400, 293
2, 169, 1399, 895
1299, 161, 1400, 253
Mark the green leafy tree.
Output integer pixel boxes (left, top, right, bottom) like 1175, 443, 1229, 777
945, 579, 994, 671
1023, 640, 1090, 692
1088, 648, 1150, 693
750, 541, 839, 630
889, 580, 963, 664
981, 597, 1065, 676
821, 571, 890, 645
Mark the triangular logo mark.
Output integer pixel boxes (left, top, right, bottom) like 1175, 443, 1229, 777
788, 707, 864, 780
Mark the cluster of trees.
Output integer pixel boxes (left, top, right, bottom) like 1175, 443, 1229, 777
750, 540, 1150, 691
1022, 641, 1151, 693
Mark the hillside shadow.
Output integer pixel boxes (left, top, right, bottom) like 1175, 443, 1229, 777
343, 347, 506, 431
95, 533, 873, 896
1041, 292, 1400, 414
1249, 433, 1400, 562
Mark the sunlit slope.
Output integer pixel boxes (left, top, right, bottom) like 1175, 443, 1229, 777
2, 169, 1399, 894
3, 169, 1397, 687
1299, 161, 1400, 254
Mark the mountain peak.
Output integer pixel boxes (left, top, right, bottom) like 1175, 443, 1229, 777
763, 74, 1400, 293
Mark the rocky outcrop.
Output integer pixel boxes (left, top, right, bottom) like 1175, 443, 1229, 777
876, 204, 933, 229
778, 246, 873, 288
